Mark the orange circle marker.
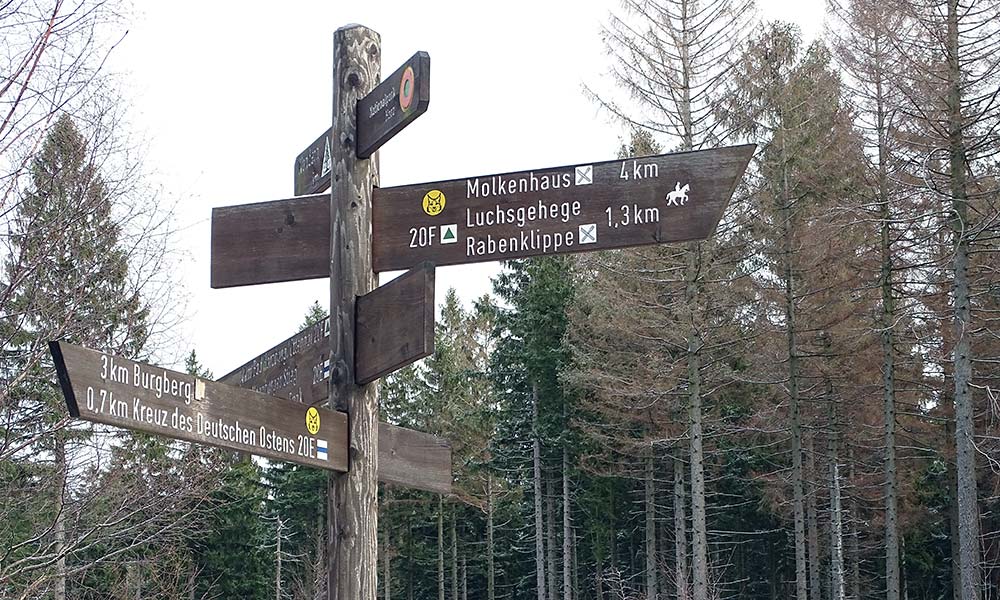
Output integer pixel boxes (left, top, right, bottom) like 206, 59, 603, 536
399, 66, 415, 111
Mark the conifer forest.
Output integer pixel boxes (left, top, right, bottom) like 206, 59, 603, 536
2, 0, 1000, 599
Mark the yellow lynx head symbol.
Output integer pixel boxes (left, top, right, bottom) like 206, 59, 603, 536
305, 407, 321, 435
422, 190, 446, 216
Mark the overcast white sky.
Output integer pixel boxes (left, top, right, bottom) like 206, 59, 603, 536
105, 0, 824, 376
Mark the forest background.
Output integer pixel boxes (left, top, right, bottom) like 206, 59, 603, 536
2, 0, 999, 599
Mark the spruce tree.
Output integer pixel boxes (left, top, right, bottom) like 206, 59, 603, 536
1, 113, 149, 595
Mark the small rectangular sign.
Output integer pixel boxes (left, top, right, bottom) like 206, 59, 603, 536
50, 341, 348, 471
294, 128, 333, 197
371, 145, 754, 272
357, 51, 430, 158
210, 193, 329, 289
379, 423, 450, 493
356, 261, 435, 384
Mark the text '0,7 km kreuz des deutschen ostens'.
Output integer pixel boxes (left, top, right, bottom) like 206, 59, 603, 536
93, 353, 327, 463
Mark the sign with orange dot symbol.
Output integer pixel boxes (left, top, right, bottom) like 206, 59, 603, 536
399, 66, 415, 111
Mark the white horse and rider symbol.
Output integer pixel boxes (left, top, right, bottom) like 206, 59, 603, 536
666, 182, 690, 206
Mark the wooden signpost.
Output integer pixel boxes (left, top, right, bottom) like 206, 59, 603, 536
53, 22, 754, 600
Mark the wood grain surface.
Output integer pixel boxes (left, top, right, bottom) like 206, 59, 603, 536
50, 341, 348, 471
211, 193, 329, 288
355, 261, 435, 384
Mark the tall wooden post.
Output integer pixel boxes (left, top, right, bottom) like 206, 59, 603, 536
329, 24, 380, 600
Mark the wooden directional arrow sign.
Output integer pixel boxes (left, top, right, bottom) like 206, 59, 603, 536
52, 340, 451, 492
218, 317, 331, 405
357, 51, 429, 159
371, 144, 754, 272
294, 129, 333, 197
51, 341, 348, 471
210, 145, 752, 286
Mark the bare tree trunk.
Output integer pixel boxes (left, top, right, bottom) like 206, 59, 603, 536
462, 557, 467, 600
646, 453, 658, 600
54, 431, 66, 600
563, 446, 573, 600
687, 260, 708, 600
451, 505, 458, 600
547, 478, 558, 600
780, 150, 808, 600
829, 403, 845, 600
277, 517, 283, 600
674, 454, 688, 600
452, 510, 459, 600
676, 2, 708, 595
407, 517, 414, 600
384, 525, 391, 600
487, 475, 495, 600
849, 450, 861, 600
946, 1, 981, 598
533, 383, 547, 600
438, 497, 445, 600
572, 528, 579, 600
876, 46, 901, 600
807, 436, 822, 600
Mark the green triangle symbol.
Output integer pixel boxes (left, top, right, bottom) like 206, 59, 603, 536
443, 227, 455, 240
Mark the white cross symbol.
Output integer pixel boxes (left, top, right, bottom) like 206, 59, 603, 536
579, 223, 597, 244
575, 165, 593, 185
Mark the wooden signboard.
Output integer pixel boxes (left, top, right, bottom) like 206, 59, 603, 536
356, 51, 430, 159
218, 317, 330, 405
211, 193, 329, 289
50, 341, 348, 471
378, 423, 450, 493
217, 262, 435, 395
356, 261, 435, 384
371, 144, 754, 272
294, 128, 333, 197
214, 262, 448, 493
210, 146, 753, 286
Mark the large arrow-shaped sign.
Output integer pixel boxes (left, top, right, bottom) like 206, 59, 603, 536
211, 144, 754, 287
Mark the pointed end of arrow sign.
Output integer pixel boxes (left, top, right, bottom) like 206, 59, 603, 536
48, 341, 80, 418
701, 143, 757, 241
